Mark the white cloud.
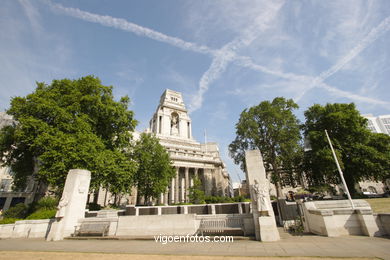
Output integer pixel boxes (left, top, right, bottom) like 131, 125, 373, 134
318, 0, 377, 60
45, 0, 215, 56
0, 1, 74, 111
232, 56, 390, 107
163, 68, 196, 93
188, 0, 285, 112
319, 82, 389, 106
18, 0, 43, 33
295, 16, 390, 101
42, 0, 390, 111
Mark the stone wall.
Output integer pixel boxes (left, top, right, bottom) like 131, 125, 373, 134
0, 219, 53, 239
300, 200, 385, 237
120, 202, 251, 217
116, 214, 198, 236
374, 213, 390, 236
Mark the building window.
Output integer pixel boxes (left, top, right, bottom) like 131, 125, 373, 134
159, 116, 162, 134
381, 118, 390, 124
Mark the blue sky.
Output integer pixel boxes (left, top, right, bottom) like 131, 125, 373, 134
1, 0, 389, 183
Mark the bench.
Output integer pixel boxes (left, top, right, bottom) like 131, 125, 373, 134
73, 221, 110, 237
198, 217, 245, 236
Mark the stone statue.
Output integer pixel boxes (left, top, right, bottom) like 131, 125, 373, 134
252, 180, 269, 212
55, 193, 69, 218
171, 114, 179, 136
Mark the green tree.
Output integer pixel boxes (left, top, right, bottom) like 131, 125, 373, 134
133, 133, 175, 204
302, 103, 390, 195
0, 76, 138, 195
229, 97, 302, 197
188, 176, 205, 204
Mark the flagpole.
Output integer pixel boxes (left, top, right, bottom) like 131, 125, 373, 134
325, 130, 355, 209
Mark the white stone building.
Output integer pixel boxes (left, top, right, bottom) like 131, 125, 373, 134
0, 112, 37, 210
363, 114, 390, 135
147, 89, 231, 204
92, 89, 231, 206
360, 114, 390, 193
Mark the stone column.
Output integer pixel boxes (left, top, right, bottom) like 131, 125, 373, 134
159, 193, 164, 205
181, 176, 185, 202
156, 115, 160, 134
175, 167, 179, 203
47, 169, 91, 241
185, 167, 190, 202
245, 150, 279, 242
164, 191, 169, 206
170, 178, 175, 204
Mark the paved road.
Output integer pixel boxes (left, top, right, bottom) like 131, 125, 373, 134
0, 233, 389, 259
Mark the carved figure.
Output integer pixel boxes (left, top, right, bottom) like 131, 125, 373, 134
252, 180, 269, 212
171, 113, 179, 135
55, 193, 69, 218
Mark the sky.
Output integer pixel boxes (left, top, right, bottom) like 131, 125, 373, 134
1, 0, 389, 184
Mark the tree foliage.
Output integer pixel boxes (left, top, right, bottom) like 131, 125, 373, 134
229, 97, 302, 197
302, 103, 390, 195
0, 76, 138, 194
132, 133, 175, 203
188, 176, 205, 204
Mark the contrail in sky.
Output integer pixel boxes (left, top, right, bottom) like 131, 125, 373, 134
188, 0, 284, 112
44, 0, 390, 109
46, 0, 215, 56
295, 16, 390, 101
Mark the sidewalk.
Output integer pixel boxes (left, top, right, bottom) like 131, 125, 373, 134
0, 232, 389, 259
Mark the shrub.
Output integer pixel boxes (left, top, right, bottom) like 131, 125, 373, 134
3, 203, 28, 219
26, 209, 56, 220
232, 195, 251, 202
0, 218, 21, 224
204, 196, 234, 204
188, 177, 206, 204
232, 196, 243, 202
170, 202, 193, 205
87, 203, 101, 211
103, 204, 120, 210
35, 197, 59, 211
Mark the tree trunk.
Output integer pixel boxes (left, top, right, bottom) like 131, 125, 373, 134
114, 193, 118, 206
344, 173, 357, 197
272, 164, 284, 198
275, 181, 284, 199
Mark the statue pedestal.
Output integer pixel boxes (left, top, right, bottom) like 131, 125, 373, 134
245, 150, 280, 241
47, 169, 91, 241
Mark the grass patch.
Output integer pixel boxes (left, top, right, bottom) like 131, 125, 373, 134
0, 218, 22, 224
364, 197, 390, 213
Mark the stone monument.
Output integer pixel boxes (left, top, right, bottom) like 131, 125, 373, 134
47, 169, 91, 241
245, 150, 280, 241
